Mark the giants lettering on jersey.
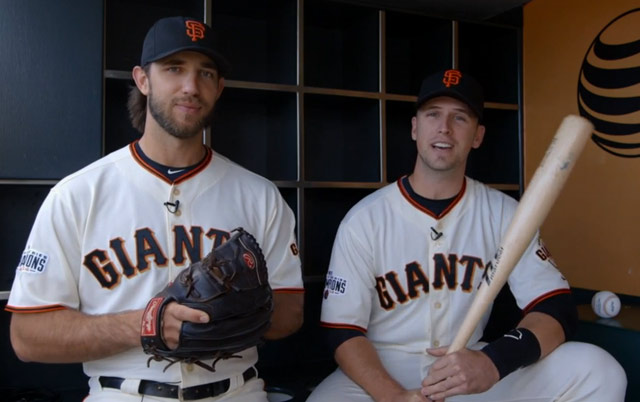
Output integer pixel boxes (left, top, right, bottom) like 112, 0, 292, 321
82, 226, 229, 289
17, 249, 49, 274
535, 238, 557, 267
374, 254, 484, 310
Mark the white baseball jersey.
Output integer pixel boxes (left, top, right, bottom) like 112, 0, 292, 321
7, 143, 303, 387
320, 176, 569, 353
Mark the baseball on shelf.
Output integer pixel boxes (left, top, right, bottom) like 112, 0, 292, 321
591, 291, 621, 318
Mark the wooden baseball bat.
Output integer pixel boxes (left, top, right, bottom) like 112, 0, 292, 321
447, 114, 593, 353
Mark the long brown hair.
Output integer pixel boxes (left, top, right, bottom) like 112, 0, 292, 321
127, 65, 150, 133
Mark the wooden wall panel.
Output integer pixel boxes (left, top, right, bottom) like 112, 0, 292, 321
523, 1, 639, 295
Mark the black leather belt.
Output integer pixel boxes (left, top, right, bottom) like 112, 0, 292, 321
99, 366, 256, 400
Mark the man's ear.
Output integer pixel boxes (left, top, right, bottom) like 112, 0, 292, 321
411, 116, 418, 141
215, 77, 225, 100
471, 124, 486, 149
132, 66, 150, 96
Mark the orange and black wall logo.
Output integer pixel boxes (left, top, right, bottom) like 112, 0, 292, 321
578, 8, 640, 157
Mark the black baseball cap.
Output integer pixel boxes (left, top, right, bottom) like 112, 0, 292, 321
140, 16, 231, 77
416, 69, 484, 121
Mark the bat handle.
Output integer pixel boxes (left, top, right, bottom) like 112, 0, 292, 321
447, 282, 495, 353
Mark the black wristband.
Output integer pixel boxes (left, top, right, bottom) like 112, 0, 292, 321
481, 328, 541, 379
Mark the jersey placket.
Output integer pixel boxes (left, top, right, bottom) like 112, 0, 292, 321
428, 220, 450, 351
165, 183, 184, 282
164, 182, 207, 382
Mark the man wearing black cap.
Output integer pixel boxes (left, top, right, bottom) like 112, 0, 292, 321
7, 16, 304, 401
307, 69, 626, 401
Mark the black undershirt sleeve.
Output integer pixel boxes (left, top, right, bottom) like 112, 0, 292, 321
527, 292, 578, 340
480, 292, 577, 379
325, 327, 367, 356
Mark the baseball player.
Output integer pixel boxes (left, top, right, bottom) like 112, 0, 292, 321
306, 70, 627, 401
5, 16, 304, 401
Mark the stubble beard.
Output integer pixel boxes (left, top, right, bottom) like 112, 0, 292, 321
147, 89, 215, 139
417, 149, 468, 178
419, 150, 455, 172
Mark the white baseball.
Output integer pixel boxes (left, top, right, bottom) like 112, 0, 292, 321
591, 291, 621, 318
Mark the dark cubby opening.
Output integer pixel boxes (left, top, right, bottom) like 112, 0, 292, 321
105, 0, 205, 71
304, 94, 380, 182
104, 78, 142, 154
303, 187, 375, 276
458, 22, 520, 104
211, 87, 298, 181
304, 0, 379, 92
385, 11, 452, 96
211, 0, 297, 85
386, 100, 417, 182
466, 108, 520, 185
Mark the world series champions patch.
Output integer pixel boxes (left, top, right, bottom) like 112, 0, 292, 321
17, 248, 49, 274
324, 270, 348, 299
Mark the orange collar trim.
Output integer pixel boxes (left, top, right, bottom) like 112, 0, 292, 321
396, 176, 466, 219
129, 141, 213, 184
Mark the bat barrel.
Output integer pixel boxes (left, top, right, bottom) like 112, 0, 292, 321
447, 115, 593, 353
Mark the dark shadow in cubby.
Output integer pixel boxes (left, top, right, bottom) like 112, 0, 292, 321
278, 188, 298, 222
466, 108, 520, 185
304, 94, 380, 182
211, 88, 297, 181
0, 186, 51, 291
0, 0, 102, 180
212, 0, 297, 85
105, 0, 205, 71
278, 187, 300, 244
386, 100, 417, 182
303, 188, 375, 277
104, 79, 142, 155
304, 0, 379, 92
385, 11, 452, 96
458, 22, 520, 104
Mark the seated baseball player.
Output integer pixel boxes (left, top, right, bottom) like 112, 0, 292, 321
306, 70, 627, 401
5, 16, 304, 401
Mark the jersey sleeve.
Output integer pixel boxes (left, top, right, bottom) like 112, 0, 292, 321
259, 184, 303, 293
319, 221, 376, 332
485, 188, 570, 311
507, 231, 571, 311
6, 186, 82, 312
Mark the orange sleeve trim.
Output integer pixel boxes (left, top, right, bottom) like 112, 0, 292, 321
523, 288, 571, 314
320, 321, 367, 333
4, 304, 69, 314
273, 288, 305, 294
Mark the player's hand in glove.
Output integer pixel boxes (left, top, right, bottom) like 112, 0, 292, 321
140, 227, 273, 372
159, 302, 210, 350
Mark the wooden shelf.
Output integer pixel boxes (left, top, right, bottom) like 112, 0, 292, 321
578, 304, 640, 333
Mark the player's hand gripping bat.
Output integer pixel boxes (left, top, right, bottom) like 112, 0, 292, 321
448, 114, 593, 353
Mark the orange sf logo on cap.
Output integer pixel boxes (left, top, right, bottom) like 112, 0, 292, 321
442, 69, 462, 87
185, 20, 206, 42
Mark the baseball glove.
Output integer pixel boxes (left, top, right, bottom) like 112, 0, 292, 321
140, 227, 273, 372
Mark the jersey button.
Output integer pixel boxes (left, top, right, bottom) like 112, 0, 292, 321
175, 209, 182, 217
185, 363, 194, 372
433, 340, 440, 347
434, 302, 442, 309
173, 189, 180, 196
